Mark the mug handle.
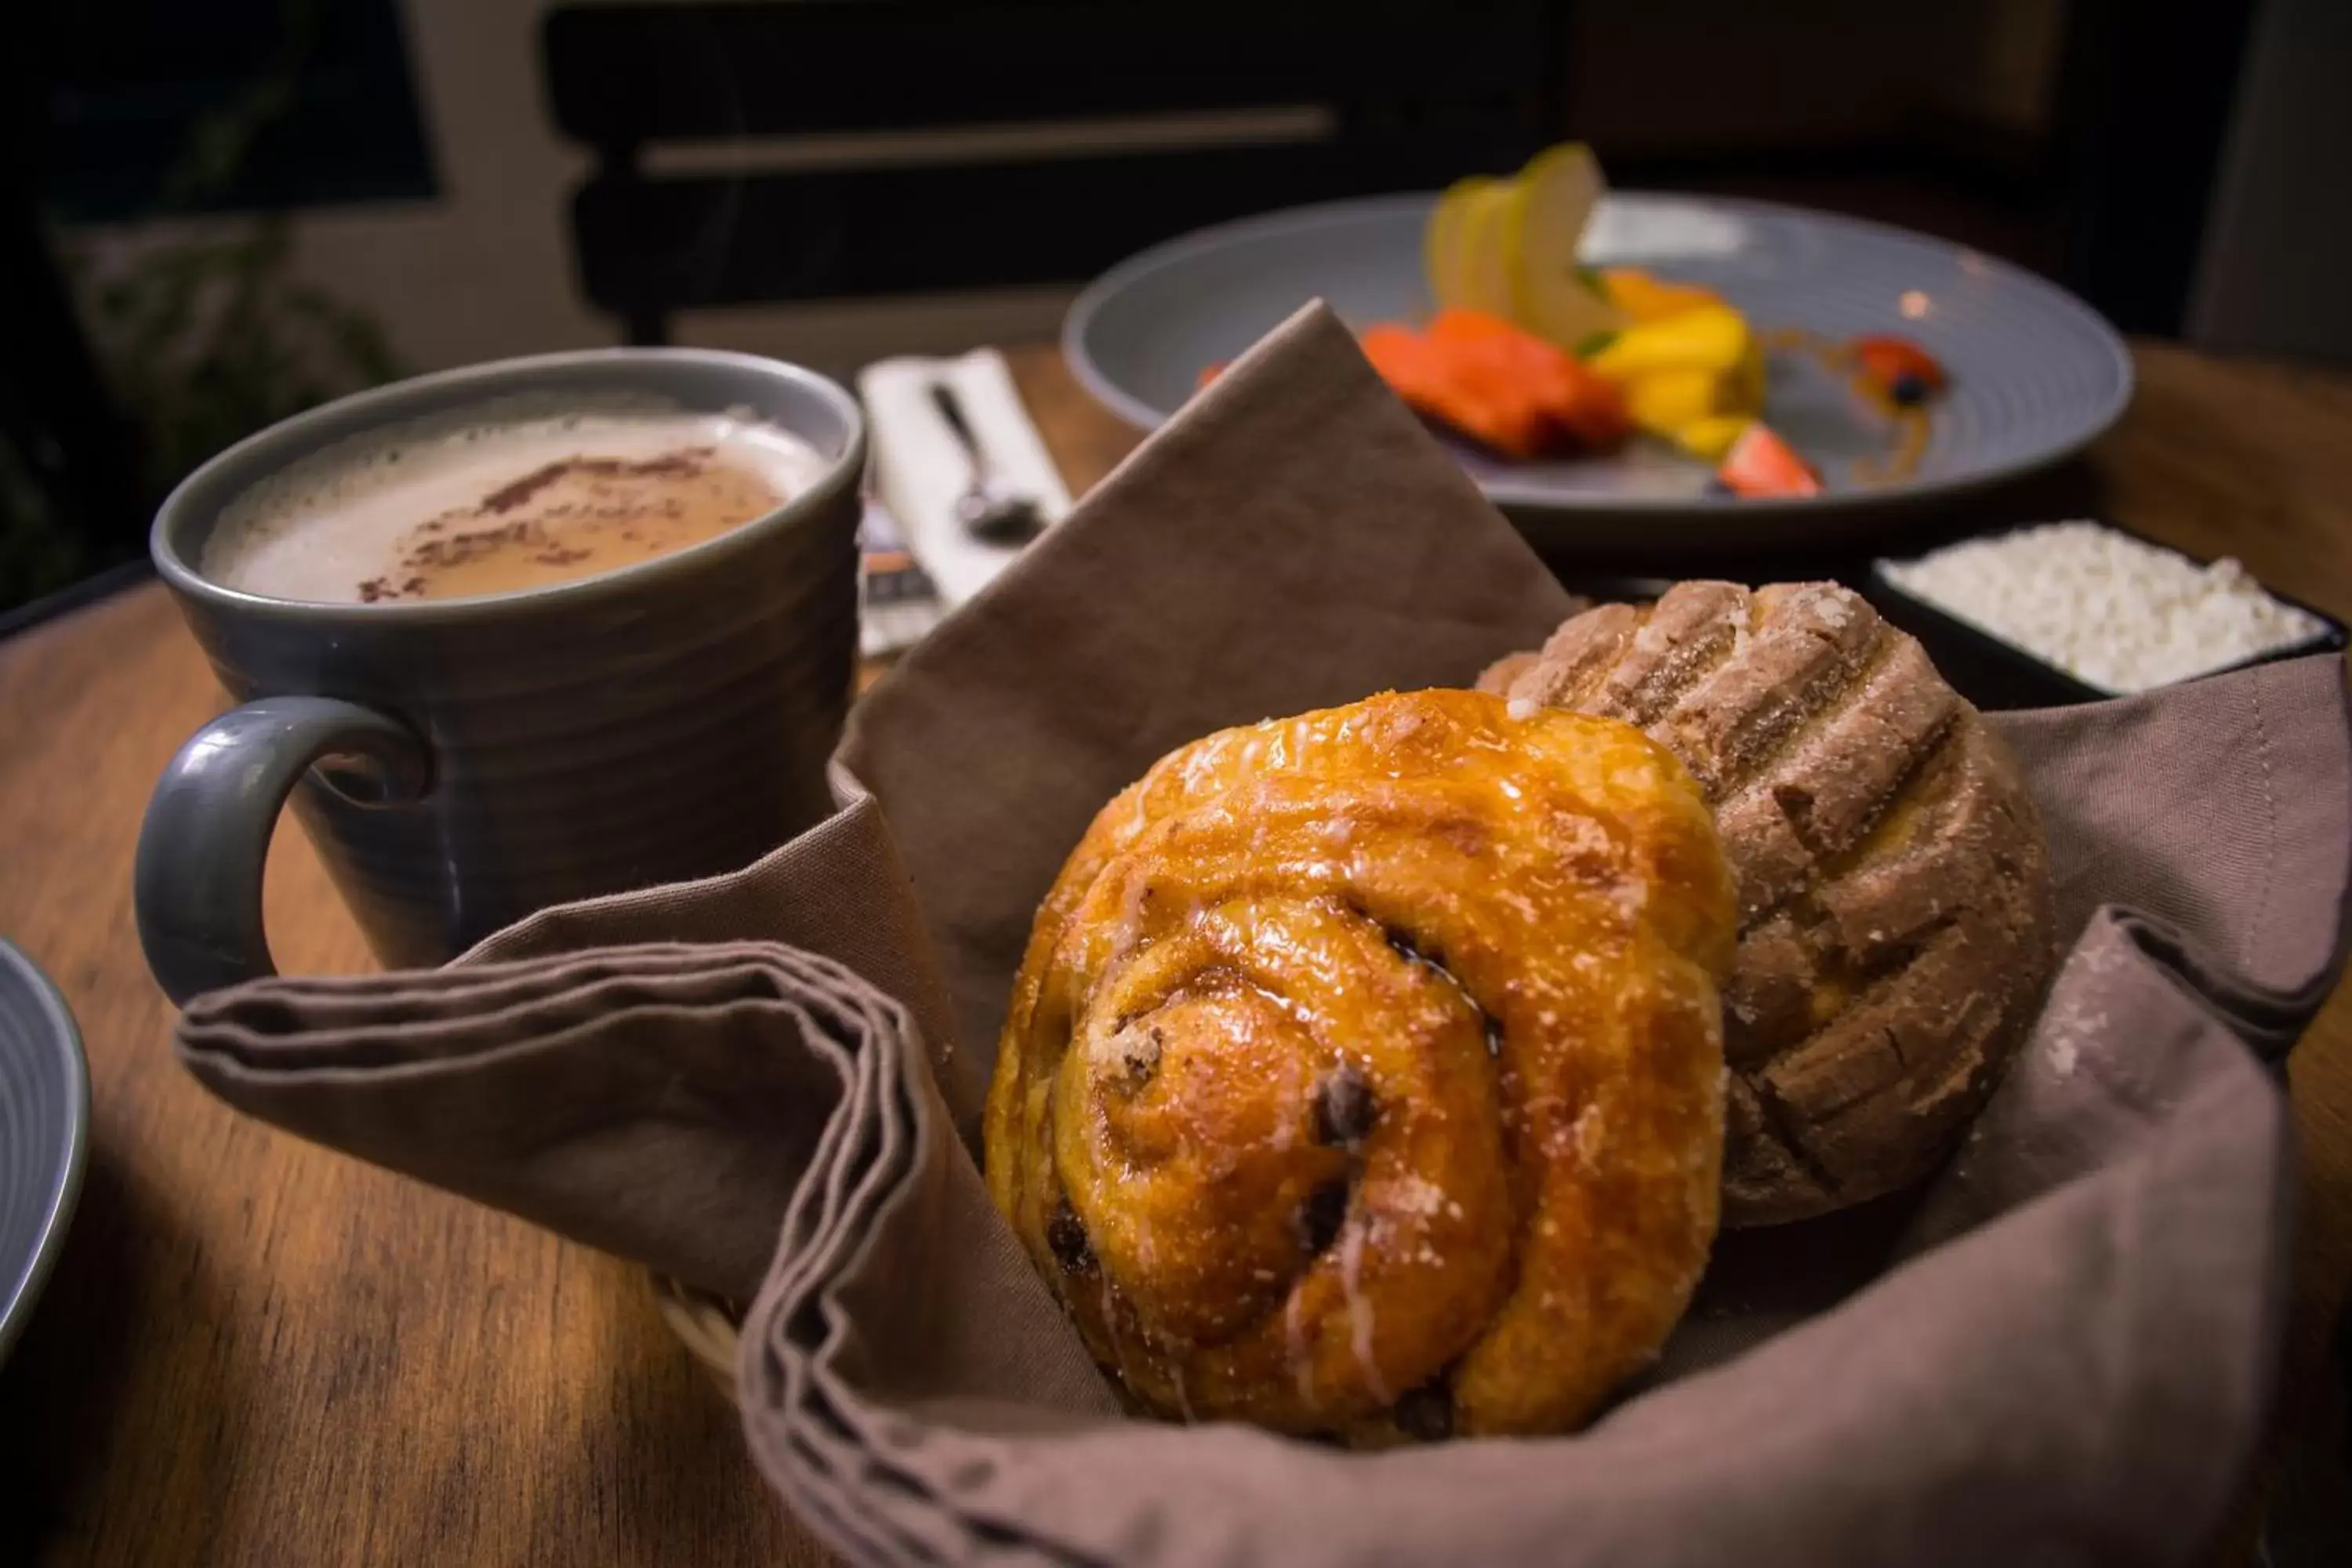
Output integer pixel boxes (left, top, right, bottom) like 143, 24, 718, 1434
136, 696, 430, 1006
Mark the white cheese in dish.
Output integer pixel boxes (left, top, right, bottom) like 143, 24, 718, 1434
1878, 521, 2328, 695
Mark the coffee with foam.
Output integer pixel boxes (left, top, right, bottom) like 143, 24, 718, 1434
203, 402, 830, 605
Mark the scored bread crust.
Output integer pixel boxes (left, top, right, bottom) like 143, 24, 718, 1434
1479, 581, 2056, 1225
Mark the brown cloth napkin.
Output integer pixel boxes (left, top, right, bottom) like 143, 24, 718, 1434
177, 303, 2352, 1568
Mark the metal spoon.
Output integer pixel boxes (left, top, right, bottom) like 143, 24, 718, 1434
928, 381, 1044, 545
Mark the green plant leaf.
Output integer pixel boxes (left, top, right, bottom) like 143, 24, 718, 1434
60, 0, 401, 508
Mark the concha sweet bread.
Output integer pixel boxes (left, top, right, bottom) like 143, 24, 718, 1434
1479, 582, 2056, 1225
985, 689, 1736, 1442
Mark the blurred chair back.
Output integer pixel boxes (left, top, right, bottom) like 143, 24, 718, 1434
542, 1, 1561, 345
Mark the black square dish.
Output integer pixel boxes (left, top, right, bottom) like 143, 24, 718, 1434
1864, 520, 2347, 711
1548, 530, 2346, 715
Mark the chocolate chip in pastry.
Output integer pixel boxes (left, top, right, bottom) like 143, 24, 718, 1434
986, 690, 1737, 1441
1479, 582, 2057, 1225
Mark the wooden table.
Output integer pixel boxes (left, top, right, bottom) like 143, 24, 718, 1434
1, 343, 2347, 1564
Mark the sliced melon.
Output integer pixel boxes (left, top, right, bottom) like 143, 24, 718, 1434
1453, 179, 1524, 318
1424, 176, 1492, 310
1514, 143, 1623, 348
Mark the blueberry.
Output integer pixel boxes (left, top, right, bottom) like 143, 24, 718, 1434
1047, 1201, 1095, 1273
1294, 1179, 1350, 1255
1393, 1380, 1455, 1441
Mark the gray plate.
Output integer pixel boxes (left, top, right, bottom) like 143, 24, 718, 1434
1065, 192, 2134, 552
0, 938, 88, 1366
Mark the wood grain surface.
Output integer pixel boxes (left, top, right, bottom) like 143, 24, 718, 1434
0, 343, 2345, 1566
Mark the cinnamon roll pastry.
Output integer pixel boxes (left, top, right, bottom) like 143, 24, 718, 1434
985, 690, 1736, 1442
1479, 582, 2056, 1225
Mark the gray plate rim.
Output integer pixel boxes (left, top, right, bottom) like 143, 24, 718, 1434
1062, 189, 2136, 517
0, 938, 90, 1367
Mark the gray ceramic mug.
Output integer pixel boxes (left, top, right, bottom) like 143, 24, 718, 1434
135, 349, 865, 1005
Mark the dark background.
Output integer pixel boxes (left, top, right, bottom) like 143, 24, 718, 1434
37, 0, 436, 222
